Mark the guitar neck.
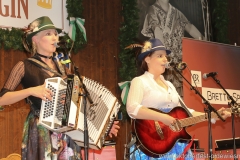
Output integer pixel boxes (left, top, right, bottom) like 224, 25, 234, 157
179, 108, 231, 127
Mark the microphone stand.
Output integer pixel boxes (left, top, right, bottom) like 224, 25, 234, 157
172, 66, 225, 160
74, 66, 93, 160
60, 42, 93, 160
210, 75, 238, 160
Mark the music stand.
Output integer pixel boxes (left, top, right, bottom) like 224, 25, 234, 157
215, 137, 240, 151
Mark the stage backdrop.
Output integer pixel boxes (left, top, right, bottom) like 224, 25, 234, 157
182, 38, 240, 153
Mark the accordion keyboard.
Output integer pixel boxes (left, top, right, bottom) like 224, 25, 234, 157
39, 77, 68, 131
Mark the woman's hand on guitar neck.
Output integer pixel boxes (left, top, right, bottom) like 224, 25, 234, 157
218, 107, 231, 120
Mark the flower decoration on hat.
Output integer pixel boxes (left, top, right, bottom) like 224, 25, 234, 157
23, 20, 40, 36
29, 20, 40, 32
33, 27, 39, 32
141, 41, 152, 53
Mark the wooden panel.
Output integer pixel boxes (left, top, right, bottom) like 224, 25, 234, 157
0, 49, 30, 158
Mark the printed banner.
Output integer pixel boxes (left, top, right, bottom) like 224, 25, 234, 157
202, 87, 240, 105
0, 0, 69, 33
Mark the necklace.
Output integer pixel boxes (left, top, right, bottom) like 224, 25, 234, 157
36, 53, 53, 59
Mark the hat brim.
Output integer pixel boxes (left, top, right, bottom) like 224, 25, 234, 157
26, 26, 62, 44
138, 48, 171, 61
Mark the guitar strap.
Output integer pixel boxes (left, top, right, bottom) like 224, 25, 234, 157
167, 82, 193, 117
127, 136, 136, 148
178, 97, 192, 117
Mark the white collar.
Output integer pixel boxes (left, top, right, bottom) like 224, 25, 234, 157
144, 71, 164, 80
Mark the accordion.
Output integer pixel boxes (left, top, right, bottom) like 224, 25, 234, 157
39, 75, 121, 150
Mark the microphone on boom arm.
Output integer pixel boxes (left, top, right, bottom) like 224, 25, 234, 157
165, 61, 187, 70
202, 72, 218, 79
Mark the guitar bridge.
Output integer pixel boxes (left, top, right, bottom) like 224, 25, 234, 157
154, 121, 164, 140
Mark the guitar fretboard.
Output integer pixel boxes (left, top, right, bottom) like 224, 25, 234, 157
179, 108, 231, 127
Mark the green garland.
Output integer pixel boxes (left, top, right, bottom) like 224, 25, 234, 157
0, 27, 25, 51
0, 0, 86, 53
118, 0, 139, 120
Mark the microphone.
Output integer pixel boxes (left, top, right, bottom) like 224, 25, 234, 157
53, 40, 69, 48
165, 61, 187, 70
203, 72, 218, 79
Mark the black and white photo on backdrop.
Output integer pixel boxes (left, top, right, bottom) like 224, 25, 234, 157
136, 0, 210, 96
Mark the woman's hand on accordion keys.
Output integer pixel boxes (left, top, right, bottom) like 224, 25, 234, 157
108, 121, 120, 138
30, 83, 53, 101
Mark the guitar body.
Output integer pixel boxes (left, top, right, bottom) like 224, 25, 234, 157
132, 106, 192, 157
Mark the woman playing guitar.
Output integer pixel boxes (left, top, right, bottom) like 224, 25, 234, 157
126, 38, 231, 159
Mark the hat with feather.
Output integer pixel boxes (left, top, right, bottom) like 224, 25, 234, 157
25, 16, 62, 44
138, 38, 171, 61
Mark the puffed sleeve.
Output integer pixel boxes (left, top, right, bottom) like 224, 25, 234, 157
126, 77, 144, 118
177, 8, 190, 27
141, 5, 162, 38
0, 61, 24, 97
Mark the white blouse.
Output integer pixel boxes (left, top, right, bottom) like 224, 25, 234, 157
126, 71, 194, 118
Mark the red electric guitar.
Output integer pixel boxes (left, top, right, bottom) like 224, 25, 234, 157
132, 106, 234, 158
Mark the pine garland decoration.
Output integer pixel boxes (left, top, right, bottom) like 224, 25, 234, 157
0, 28, 25, 51
65, 0, 87, 53
118, 0, 140, 120
211, 0, 229, 44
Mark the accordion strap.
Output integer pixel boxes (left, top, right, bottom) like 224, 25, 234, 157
27, 57, 66, 117
28, 58, 63, 77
